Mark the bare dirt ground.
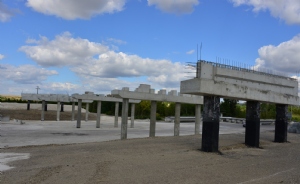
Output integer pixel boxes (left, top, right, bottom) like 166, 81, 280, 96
0, 109, 97, 121
0, 102, 96, 121
1, 103, 300, 183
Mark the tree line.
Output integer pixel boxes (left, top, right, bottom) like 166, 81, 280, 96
1, 95, 300, 121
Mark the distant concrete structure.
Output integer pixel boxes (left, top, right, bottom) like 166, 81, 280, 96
22, 93, 93, 121
112, 84, 203, 140
22, 93, 71, 121
181, 60, 299, 152
71, 92, 140, 129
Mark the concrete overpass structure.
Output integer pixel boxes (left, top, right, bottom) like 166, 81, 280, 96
21, 93, 82, 121
181, 60, 299, 152
71, 92, 140, 128
112, 84, 203, 140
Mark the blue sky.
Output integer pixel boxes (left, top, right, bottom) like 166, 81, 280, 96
1, 0, 300, 95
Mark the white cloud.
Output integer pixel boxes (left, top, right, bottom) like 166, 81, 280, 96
186, 50, 195, 55
42, 82, 80, 94
148, 0, 199, 14
230, 0, 300, 25
0, 2, 16, 22
19, 33, 191, 91
20, 32, 109, 67
254, 34, 300, 74
26, 0, 126, 20
0, 64, 58, 84
0, 54, 4, 60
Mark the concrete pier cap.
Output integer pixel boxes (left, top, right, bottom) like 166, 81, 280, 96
112, 84, 203, 104
180, 60, 299, 105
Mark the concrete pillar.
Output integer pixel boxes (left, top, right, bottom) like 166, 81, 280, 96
114, 102, 119, 128
76, 99, 82, 128
245, 101, 260, 147
96, 101, 101, 128
174, 103, 181, 136
121, 98, 129, 140
71, 102, 75, 121
56, 102, 60, 121
85, 103, 89, 122
27, 100, 30, 110
130, 104, 135, 128
195, 104, 201, 135
201, 96, 220, 152
60, 102, 64, 112
150, 101, 157, 137
41, 100, 45, 121
275, 104, 288, 142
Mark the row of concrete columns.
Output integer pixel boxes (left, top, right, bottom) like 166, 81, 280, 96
202, 96, 289, 152
120, 100, 202, 140
76, 100, 136, 130
32, 99, 202, 141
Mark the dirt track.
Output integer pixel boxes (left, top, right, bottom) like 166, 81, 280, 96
1, 132, 300, 184
1, 103, 300, 183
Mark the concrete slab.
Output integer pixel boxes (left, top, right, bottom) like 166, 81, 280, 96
0, 153, 30, 172
0, 118, 275, 149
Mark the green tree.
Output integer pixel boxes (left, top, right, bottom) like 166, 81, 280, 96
220, 99, 238, 117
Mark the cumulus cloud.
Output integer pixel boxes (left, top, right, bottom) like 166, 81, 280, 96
41, 82, 80, 94
0, 2, 16, 22
254, 34, 300, 74
0, 54, 4, 60
19, 33, 190, 90
20, 32, 109, 67
148, 0, 199, 14
230, 0, 300, 25
0, 64, 58, 84
26, 0, 126, 20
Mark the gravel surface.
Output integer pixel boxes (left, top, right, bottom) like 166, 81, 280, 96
0, 133, 300, 184
1, 103, 300, 183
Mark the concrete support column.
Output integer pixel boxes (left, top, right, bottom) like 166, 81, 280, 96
56, 102, 60, 121
201, 96, 220, 152
71, 102, 75, 121
114, 102, 119, 128
27, 100, 30, 110
60, 102, 64, 112
275, 104, 288, 142
76, 99, 82, 128
121, 98, 129, 140
41, 100, 45, 121
150, 101, 157, 137
96, 101, 101, 128
195, 104, 201, 135
130, 104, 135, 128
85, 103, 89, 122
245, 101, 260, 147
174, 103, 181, 136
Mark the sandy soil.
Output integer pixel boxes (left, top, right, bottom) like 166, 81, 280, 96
0, 102, 95, 121
1, 103, 300, 183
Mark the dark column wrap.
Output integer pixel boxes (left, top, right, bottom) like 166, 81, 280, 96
275, 104, 288, 143
44, 102, 47, 111
27, 100, 30, 110
60, 102, 64, 112
201, 96, 220, 152
245, 101, 260, 147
